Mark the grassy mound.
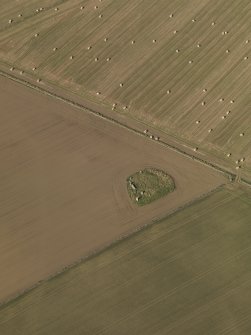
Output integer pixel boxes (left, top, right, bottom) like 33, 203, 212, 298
127, 168, 175, 206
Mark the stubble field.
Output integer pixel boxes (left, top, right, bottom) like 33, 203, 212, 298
0, 1, 250, 332
0, 0, 250, 176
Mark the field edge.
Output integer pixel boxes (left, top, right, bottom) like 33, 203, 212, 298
0, 183, 227, 310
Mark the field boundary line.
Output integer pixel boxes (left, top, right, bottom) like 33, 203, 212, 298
0, 69, 242, 184
0, 184, 225, 309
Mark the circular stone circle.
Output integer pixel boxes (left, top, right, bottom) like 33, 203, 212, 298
127, 168, 175, 206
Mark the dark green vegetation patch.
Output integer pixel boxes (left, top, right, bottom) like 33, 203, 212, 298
127, 168, 175, 206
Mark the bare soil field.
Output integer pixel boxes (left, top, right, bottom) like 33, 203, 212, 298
1, 185, 251, 335
0, 0, 250, 176
0, 76, 225, 303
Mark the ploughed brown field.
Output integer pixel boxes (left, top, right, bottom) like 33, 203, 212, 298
0, 75, 226, 303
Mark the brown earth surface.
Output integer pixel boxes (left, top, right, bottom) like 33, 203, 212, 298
0, 75, 226, 303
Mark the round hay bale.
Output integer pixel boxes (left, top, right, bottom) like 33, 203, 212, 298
119, 83, 123, 87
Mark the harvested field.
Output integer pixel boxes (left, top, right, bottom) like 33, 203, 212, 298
1, 185, 251, 334
0, 0, 250, 176
0, 76, 225, 303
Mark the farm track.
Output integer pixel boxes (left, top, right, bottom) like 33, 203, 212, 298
0, 0, 250, 177
0, 1, 250, 331
0, 0, 251, 180
0, 69, 240, 182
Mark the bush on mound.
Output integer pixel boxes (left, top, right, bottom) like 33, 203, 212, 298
127, 168, 175, 206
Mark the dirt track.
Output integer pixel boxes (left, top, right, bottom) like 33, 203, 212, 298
0, 76, 226, 303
